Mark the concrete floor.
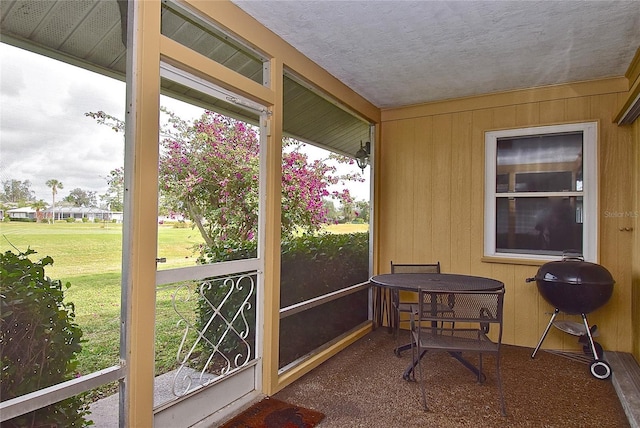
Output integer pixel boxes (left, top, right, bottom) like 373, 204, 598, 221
88, 329, 640, 427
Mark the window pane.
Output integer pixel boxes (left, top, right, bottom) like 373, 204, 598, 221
496, 133, 583, 192
486, 122, 597, 261
496, 197, 583, 255
277, 72, 371, 371
0, 43, 125, 416
277, 142, 370, 370
515, 171, 573, 192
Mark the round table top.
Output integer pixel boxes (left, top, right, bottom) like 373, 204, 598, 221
369, 273, 504, 292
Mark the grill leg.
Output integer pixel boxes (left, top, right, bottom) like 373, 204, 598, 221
531, 308, 559, 359
581, 313, 613, 379
581, 313, 600, 359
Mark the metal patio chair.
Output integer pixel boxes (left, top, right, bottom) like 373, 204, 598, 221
410, 287, 506, 416
389, 261, 441, 355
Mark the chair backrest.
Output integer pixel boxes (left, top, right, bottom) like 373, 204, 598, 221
417, 289, 505, 337
390, 261, 441, 274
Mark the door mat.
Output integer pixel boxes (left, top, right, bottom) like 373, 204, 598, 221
220, 397, 325, 428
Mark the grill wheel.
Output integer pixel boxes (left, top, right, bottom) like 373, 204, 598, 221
589, 360, 612, 380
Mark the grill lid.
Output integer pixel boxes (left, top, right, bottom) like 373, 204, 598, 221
527, 253, 615, 314
534, 256, 614, 286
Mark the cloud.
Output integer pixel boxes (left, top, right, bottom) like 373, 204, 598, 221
1, 43, 125, 203
0, 60, 25, 97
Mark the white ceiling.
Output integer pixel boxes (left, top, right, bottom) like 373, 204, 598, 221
231, 0, 640, 109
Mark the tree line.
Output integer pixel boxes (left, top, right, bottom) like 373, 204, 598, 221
1, 174, 368, 224
1, 179, 106, 210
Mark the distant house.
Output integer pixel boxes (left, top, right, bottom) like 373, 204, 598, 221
6, 207, 37, 220
6, 206, 113, 222
111, 211, 124, 223
43, 206, 112, 222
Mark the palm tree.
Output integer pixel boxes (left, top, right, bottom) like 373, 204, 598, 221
30, 199, 48, 223
46, 179, 63, 222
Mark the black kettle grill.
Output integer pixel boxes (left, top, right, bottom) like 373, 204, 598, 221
527, 254, 615, 379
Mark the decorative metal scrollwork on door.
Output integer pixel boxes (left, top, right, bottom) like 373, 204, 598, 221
170, 272, 256, 396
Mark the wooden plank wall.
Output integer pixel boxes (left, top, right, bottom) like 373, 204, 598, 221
378, 79, 635, 353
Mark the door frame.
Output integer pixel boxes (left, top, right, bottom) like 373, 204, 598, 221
149, 63, 268, 426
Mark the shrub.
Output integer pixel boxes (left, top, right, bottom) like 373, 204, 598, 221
279, 232, 369, 306
65, 217, 76, 223
0, 249, 91, 427
7, 217, 35, 223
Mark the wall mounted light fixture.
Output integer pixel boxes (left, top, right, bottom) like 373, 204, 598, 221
355, 141, 371, 172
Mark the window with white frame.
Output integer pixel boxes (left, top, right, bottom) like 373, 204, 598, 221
484, 122, 598, 262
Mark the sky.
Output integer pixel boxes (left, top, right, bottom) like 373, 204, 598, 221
1, 43, 126, 203
0, 43, 369, 207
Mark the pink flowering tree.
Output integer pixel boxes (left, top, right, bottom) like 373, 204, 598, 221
280, 144, 356, 237
159, 110, 260, 247
160, 110, 360, 247
88, 109, 362, 248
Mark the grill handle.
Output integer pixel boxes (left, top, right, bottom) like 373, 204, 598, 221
562, 250, 584, 261
526, 277, 535, 283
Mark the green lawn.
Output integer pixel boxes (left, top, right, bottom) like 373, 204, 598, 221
0, 221, 204, 278
324, 223, 369, 234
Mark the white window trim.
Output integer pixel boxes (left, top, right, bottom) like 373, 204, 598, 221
484, 122, 598, 263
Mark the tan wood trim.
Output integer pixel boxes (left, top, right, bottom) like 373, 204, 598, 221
382, 77, 628, 122
372, 123, 382, 274
183, 0, 380, 123
480, 256, 548, 267
614, 72, 640, 124
263, 58, 283, 396
126, 0, 162, 426
625, 47, 640, 84
159, 35, 275, 107
632, 120, 640, 361
496, 160, 581, 175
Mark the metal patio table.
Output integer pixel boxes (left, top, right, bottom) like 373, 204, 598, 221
370, 272, 505, 380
